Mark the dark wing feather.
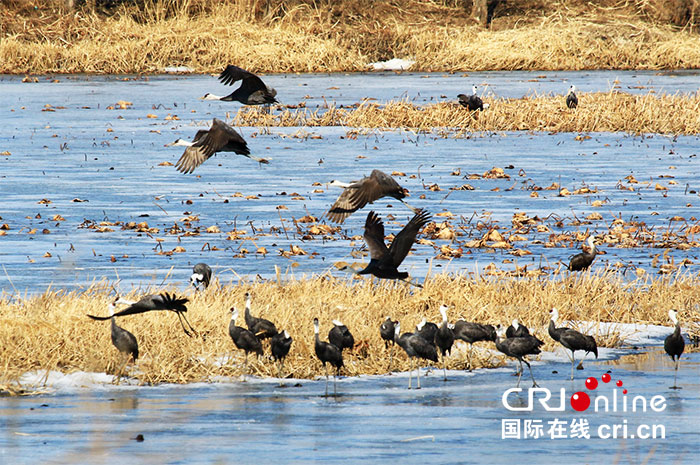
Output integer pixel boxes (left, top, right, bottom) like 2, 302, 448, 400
175, 145, 210, 174
327, 187, 363, 223
363, 211, 389, 261
207, 119, 249, 155
387, 209, 431, 268
347, 170, 404, 208
219, 66, 268, 94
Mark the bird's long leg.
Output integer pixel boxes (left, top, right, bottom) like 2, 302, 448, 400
324, 365, 329, 397
400, 199, 420, 214
176, 312, 195, 337
388, 344, 394, 372
524, 359, 538, 388
334, 368, 338, 396
442, 354, 448, 382
114, 354, 129, 385
672, 359, 681, 389
242, 352, 249, 382
570, 351, 576, 381
467, 345, 473, 371
408, 359, 413, 389
416, 362, 422, 389
577, 353, 587, 370
515, 360, 523, 388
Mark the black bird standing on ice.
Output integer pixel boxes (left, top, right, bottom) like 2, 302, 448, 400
166, 118, 269, 174
380, 317, 398, 370
87, 293, 193, 336
452, 319, 497, 371
203, 65, 277, 105
434, 305, 455, 381
548, 308, 598, 380
243, 292, 278, 340
664, 309, 685, 390
270, 330, 293, 379
228, 307, 263, 380
89, 299, 139, 382
494, 326, 542, 388
326, 170, 418, 223
190, 263, 212, 290
505, 318, 530, 338
458, 85, 489, 112
313, 318, 344, 396
569, 236, 597, 272
342, 209, 431, 283
394, 321, 438, 389
566, 85, 578, 109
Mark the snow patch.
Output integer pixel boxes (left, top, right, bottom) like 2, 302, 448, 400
368, 58, 415, 71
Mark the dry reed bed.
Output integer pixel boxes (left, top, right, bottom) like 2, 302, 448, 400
2, 271, 698, 390
3, 2, 700, 74
235, 92, 700, 135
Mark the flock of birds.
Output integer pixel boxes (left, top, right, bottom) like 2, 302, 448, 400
84, 67, 686, 394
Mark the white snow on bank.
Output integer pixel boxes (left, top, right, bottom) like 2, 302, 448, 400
368, 58, 415, 71
163, 66, 194, 73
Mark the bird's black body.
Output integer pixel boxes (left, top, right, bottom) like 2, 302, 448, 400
327, 170, 408, 223
111, 318, 139, 361
173, 118, 266, 174
453, 319, 497, 370
566, 87, 578, 109
664, 310, 685, 389
396, 332, 439, 364
328, 322, 355, 352
434, 307, 455, 381
506, 320, 530, 338
495, 332, 543, 387
665, 325, 685, 362
228, 320, 264, 357
87, 293, 194, 336
548, 317, 569, 342
356, 209, 431, 280
556, 327, 598, 380
415, 320, 438, 346
314, 318, 344, 395
569, 237, 597, 271
380, 317, 397, 349
271, 330, 293, 362
458, 93, 484, 112
217, 65, 278, 105
244, 293, 278, 339
190, 262, 212, 290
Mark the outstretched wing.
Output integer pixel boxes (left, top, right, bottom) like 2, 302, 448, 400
387, 209, 431, 267
175, 145, 211, 174
327, 186, 364, 223
200, 119, 249, 157
363, 211, 389, 261
219, 65, 267, 93
347, 170, 404, 209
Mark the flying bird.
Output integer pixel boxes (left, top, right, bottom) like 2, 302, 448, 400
87, 293, 193, 336
566, 85, 578, 109
203, 65, 277, 105
167, 118, 269, 174
458, 85, 489, 112
326, 170, 418, 223
342, 209, 431, 282
190, 263, 212, 290
569, 236, 597, 272
89, 299, 139, 382
664, 309, 684, 390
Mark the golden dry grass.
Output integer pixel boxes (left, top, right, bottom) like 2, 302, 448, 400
3, 0, 700, 73
231, 91, 700, 135
2, 271, 699, 393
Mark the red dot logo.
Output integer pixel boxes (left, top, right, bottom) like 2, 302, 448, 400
585, 377, 598, 390
570, 392, 591, 412
616, 380, 623, 387
623, 389, 628, 395
602, 373, 611, 383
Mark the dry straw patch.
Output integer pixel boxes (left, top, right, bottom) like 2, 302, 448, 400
233, 92, 700, 135
2, 271, 698, 392
3, 1, 700, 73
